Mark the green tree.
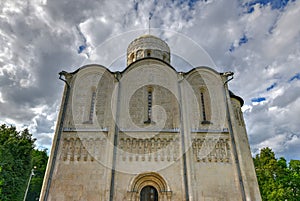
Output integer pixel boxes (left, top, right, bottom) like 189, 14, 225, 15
254, 147, 284, 200
0, 124, 35, 201
0, 167, 2, 195
289, 160, 300, 200
26, 149, 48, 201
254, 147, 300, 201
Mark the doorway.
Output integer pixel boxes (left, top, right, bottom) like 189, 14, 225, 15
140, 186, 158, 201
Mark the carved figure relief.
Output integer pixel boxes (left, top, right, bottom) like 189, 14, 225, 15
192, 137, 230, 163
118, 137, 179, 162
60, 137, 107, 162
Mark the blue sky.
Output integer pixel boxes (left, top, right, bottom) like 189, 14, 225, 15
0, 0, 299, 160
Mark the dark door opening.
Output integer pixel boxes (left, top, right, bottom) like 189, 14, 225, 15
140, 186, 158, 201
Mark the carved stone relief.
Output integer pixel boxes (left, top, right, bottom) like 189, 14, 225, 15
60, 137, 107, 162
192, 137, 230, 163
118, 137, 179, 162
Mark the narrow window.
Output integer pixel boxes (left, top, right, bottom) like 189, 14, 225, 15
84, 87, 96, 124
201, 92, 206, 121
200, 90, 211, 124
144, 87, 153, 124
89, 90, 96, 122
163, 54, 166, 61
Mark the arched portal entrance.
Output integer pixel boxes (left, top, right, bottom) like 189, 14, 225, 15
127, 172, 172, 201
140, 186, 158, 201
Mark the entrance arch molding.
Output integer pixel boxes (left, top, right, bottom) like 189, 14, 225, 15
127, 172, 172, 201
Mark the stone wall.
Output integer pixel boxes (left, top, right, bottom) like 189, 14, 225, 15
40, 62, 261, 201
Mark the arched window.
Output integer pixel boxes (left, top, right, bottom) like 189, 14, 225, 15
83, 86, 96, 124
145, 49, 151, 57
200, 91, 206, 121
144, 87, 153, 124
140, 186, 158, 201
200, 88, 211, 124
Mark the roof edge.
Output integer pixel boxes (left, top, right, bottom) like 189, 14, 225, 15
229, 90, 244, 106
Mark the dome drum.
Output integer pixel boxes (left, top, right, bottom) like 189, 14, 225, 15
127, 35, 171, 66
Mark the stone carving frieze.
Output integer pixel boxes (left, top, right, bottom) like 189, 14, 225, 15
192, 136, 230, 163
60, 137, 107, 162
118, 137, 179, 162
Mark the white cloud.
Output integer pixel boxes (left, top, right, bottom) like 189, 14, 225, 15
0, 0, 299, 160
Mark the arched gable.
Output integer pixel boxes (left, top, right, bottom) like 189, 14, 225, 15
183, 66, 226, 129
67, 64, 117, 127
118, 58, 180, 130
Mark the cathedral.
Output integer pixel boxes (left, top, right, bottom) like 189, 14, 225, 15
40, 34, 261, 201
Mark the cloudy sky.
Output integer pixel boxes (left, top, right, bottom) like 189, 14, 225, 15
0, 0, 299, 160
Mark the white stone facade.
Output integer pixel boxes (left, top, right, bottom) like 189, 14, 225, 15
40, 35, 261, 201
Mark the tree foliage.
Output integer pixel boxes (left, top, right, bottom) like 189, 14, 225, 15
26, 149, 48, 201
0, 124, 48, 201
254, 147, 300, 201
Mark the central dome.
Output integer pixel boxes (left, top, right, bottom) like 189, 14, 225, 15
127, 34, 171, 66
